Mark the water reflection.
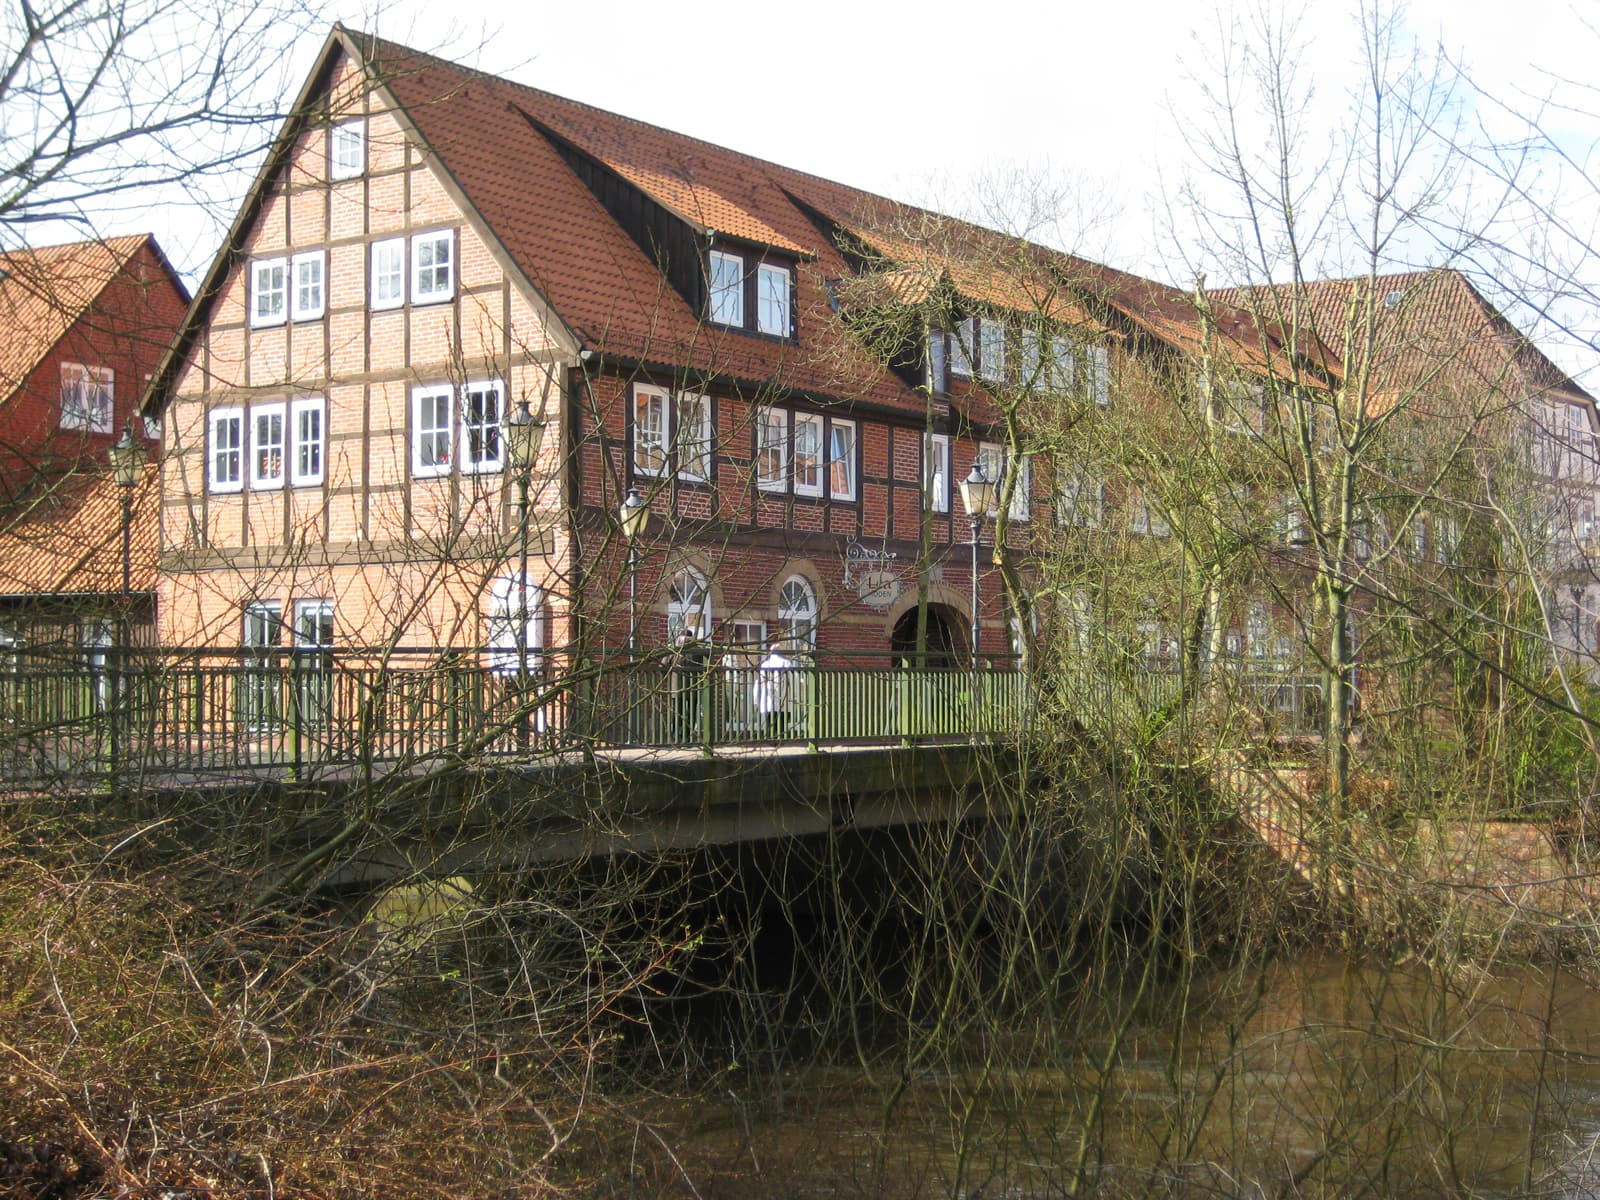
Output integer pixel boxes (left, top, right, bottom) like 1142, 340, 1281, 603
583, 955, 1600, 1198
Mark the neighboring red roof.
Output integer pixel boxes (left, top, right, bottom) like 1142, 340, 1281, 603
0, 236, 152, 405
1213, 270, 1591, 407
0, 463, 158, 597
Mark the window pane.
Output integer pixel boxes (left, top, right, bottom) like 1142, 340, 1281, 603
413, 231, 454, 301
829, 421, 855, 499
331, 120, 364, 179
292, 399, 324, 486
757, 263, 790, 335
371, 239, 405, 309
925, 433, 948, 513
676, 392, 711, 478
463, 381, 503, 472
412, 388, 452, 476
633, 387, 667, 474
252, 259, 285, 326
292, 252, 325, 320
756, 407, 787, 490
794, 414, 822, 495
709, 251, 743, 325
210, 410, 243, 492
252, 405, 285, 487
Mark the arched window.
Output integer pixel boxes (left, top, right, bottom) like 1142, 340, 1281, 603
487, 573, 543, 674
777, 575, 816, 652
667, 568, 711, 640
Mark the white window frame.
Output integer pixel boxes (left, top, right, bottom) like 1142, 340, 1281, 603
633, 384, 669, 477
756, 262, 791, 336
59, 363, 113, 433
411, 229, 455, 304
709, 250, 744, 326
667, 568, 712, 640
777, 575, 818, 652
209, 407, 244, 494
950, 317, 976, 378
411, 385, 454, 478
250, 402, 287, 490
461, 380, 505, 475
1086, 344, 1110, 406
1009, 454, 1031, 522
978, 318, 1006, 381
925, 432, 949, 514
675, 391, 713, 481
487, 573, 543, 675
1020, 329, 1042, 389
1050, 335, 1075, 393
250, 257, 286, 328
290, 397, 325, 487
330, 119, 365, 181
978, 442, 1005, 517
290, 251, 325, 322
756, 406, 789, 493
1057, 471, 1102, 528
794, 412, 824, 498
370, 237, 405, 310
828, 418, 857, 501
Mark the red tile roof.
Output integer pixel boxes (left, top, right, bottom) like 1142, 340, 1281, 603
0, 463, 158, 597
1213, 270, 1590, 406
0, 236, 152, 406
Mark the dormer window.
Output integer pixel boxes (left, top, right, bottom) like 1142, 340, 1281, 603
945, 315, 1005, 382
757, 263, 791, 336
709, 251, 744, 325
706, 249, 794, 338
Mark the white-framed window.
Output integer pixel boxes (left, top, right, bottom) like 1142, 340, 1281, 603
926, 326, 948, 392
1128, 486, 1169, 537
709, 250, 744, 326
1050, 335, 1075, 392
330, 119, 365, 181
462, 380, 504, 474
950, 317, 976, 378
290, 398, 325, 487
667, 568, 712, 639
1247, 602, 1272, 660
250, 257, 286, 327
676, 391, 713, 480
1434, 512, 1461, 563
1411, 517, 1428, 559
487, 572, 543, 674
411, 385, 453, 478
1085, 344, 1110, 406
633, 384, 669, 476
370, 238, 405, 310
250, 402, 286, 489
977, 442, 1005, 515
292, 599, 335, 726
241, 601, 283, 730
294, 598, 334, 647
208, 407, 244, 493
290, 251, 326, 321
756, 406, 788, 492
1009, 454, 1031, 521
59, 363, 113, 432
828, 418, 856, 501
411, 229, 454, 304
978, 318, 1006, 381
757, 262, 791, 336
794, 412, 824, 497
777, 575, 817, 652
1020, 329, 1042, 388
84, 619, 113, 708
142, 413, 161, 442
1057, 471, 1102, 528
925, 432, 949, 513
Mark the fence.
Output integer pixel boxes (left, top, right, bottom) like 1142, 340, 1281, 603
0, 648, 1031, 782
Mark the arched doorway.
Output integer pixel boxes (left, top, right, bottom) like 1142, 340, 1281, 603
890, 603, 966, 667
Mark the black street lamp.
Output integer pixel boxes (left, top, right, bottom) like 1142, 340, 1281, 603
959, 461, 996, 667
619, 486, 648, 654
107, 422, 142, 783
506, 400, 546, 682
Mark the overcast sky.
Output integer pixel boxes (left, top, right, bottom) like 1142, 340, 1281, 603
132, 0, 1600, 378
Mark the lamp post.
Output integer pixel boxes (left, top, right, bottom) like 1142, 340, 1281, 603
108, 422, 142, 784
619, 487, 648, 655
959, 461, 996, 668
506, 401, 546, 690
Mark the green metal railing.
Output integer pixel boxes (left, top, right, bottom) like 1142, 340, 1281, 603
0, 648, 1031, 782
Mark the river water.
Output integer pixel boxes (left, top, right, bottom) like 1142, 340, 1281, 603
583, 954, 1600, 1198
